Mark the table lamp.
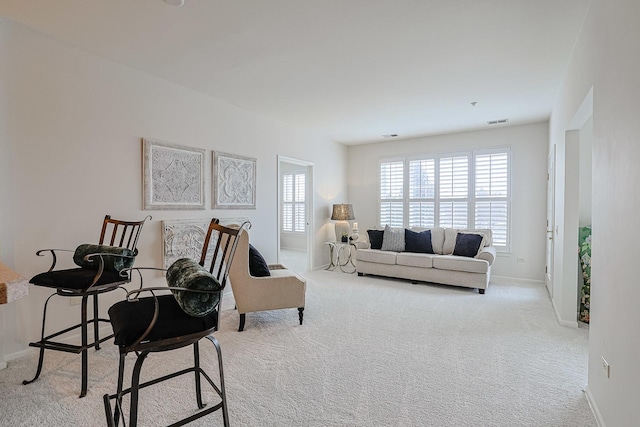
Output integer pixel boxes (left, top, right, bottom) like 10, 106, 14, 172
331, 204, 355, 242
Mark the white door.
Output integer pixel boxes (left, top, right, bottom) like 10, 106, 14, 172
545, 146, 556, 296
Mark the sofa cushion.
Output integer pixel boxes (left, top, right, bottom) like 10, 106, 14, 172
442, 228, 458, 255
430, 227, 445, 254
452, 233, 484, 257
367, 229, 384, 250
404, 229, 434, 254
357, 248, 397, 265
433, 255, 489, 274
396, 252, 435, 268
381, 225, 404, 252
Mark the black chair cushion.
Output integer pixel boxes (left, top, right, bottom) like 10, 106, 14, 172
108, 295, 217, 347
30, 268, 126, 291
166, 258, 222, 317
73, 244, 135, 272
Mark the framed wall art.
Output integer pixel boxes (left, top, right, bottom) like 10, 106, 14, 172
213, 151, 257, 209
142, 138, 205, 210
162, 217, 250, 268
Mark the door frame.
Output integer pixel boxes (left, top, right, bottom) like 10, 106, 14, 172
545, 144, 556, 297
277, 155, 314, 270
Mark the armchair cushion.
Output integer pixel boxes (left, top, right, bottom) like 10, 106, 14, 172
73, 244, 135, 272
167, 258, 222, 317
248, 244, 271, 277
30, 268, 125, 290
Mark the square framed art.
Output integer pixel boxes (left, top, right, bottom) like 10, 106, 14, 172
212, 151, 257, 209
142, 138, 205, 210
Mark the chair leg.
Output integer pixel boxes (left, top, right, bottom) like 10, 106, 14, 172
129, 351, 150, 427
113, 352, 126, 427
206, 335, 229, 427
93, 294, 101, 350
238, 313, 246, 332
298, 307, 304, 325
23, 293, 55, 387
80, 295, 89, 398
194, 341, 205, 409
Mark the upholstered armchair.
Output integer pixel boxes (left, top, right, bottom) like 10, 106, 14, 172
228, 227, 306, 331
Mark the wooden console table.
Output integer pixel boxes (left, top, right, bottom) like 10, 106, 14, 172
1, 262, 29, 370
1, 262, 29, 304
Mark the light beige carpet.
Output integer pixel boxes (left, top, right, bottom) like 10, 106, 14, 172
0, 270, 596, 426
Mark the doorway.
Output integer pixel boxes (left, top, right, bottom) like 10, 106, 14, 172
277, 156, 313, 272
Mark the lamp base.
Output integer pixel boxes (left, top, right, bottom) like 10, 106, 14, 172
334, 221, 350, 242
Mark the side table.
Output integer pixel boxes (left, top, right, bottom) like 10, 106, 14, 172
324, 241, 357, 273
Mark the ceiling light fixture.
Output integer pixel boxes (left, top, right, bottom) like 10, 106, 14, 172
382, 134, 398, 138
163, 0, 185, 6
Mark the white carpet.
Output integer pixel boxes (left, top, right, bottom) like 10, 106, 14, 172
0, 271, 596, 426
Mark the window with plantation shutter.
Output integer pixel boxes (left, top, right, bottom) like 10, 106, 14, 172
474, 151, 509, 247
439, 155, 469, 229
294, 174, 306, 232
379, 147, 510, 250
379, 160, 404, 227
282, 173, 306, 233
408, 159, 435, 228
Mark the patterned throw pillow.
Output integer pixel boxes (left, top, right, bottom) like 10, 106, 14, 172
381, 225, 405, 252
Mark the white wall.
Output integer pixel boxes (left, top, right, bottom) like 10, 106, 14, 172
347, 122, 548, 282
0, 19, 346, 351
550, 1, 640, 425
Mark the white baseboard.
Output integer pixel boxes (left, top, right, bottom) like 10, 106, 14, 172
585, 386, 605, 427
550, 294, 579, 328
491, 275, 545, 286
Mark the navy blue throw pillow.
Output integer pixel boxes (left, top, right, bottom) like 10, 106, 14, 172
452, 233, 484, 257
404, 229, 434, 254
249, 244, 271, 277
367, 229, 384, 250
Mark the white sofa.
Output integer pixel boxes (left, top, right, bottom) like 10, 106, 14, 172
355, 227, 496, 294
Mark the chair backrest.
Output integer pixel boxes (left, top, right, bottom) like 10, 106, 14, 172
99, 215, 151, 254
199, 219, 244, 290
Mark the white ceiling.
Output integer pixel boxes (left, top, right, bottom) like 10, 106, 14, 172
0, 0, 590, 144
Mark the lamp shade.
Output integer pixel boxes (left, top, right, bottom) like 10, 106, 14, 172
331, 204, 355, 221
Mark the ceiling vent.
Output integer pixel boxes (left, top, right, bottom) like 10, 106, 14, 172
487, 119, 509, 125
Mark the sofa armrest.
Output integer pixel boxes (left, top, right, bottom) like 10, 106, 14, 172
476, 246, 496, 265
354, 241, 371, 249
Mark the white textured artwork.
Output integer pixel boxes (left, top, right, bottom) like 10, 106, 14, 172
143, 138, 205, 210
162, 218, 250, 269
213, 152, 256, 209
